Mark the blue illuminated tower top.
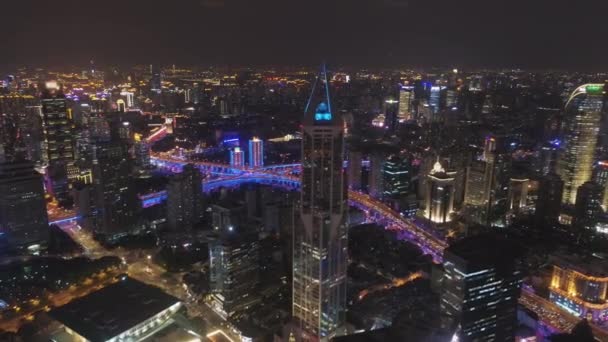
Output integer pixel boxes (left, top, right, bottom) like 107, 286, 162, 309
304, 64, 337, 126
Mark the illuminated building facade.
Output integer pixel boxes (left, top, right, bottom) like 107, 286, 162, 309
558, 84, 605, 205
230, 147, 245, 168
425, 161, 455, 223
441, 235, 523, 341
382, 154, 411, 200
398, 85, 414, 122
41, 83, 75, 204
550, 257, 608, 321
507, 177, 529, 214
209, 227, 260, 319
593, 160, 608, 210
248, 137, 264, 168
293, 66, 348, 340
384, 98, 399, 132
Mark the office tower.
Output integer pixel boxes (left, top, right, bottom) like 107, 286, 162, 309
120, 91, 134, 108
398, 85, 414, 122
384, 98, 399, 132
429, 85, 445, 114
558, 84, 605, 205
535, 140, 560, 176
382, 154, 410, 200
573, 181, 603, 231
347, 150, 362, 190
116, 99, 126, 112
464, 136, 511, 226
166, 164, 204, 231
441, 235, 523, 341
0, 161, 49, 250
208, 227, 260, 319
230, 147, 245, 168
150, 65, 161, 92
248, 137, 264, 168
41, 82, 75, 204
445, 89, 458, 110
292, 65, 348, 340
368, 153, 385, 198
425, 161, 456, 223
593, 160, 608, 210
507, 177, 529, 214
134, 141, 151, 170
91, 142, 137, 238
535, 172, 564, 227
73, 182, 95, 230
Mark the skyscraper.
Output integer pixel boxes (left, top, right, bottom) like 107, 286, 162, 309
558, 84, 605, 205
382, 154, 411, 200
209, 230, 260, 319
347, 150, 362, 191
166, 164, 204, 231
230, 147, 245, 168
292, 65, 347, 340
593, 160, 608, 210
573, 181, 603, 231
41, 82, 75, 205
383, 98, 399, 132
441, 235, 523, 341
398, 85, 414, 122
535, 172, 564, 227
368, 153, 385, 199
248, 137, 264, 168
425, 161, 456, 223
0, 161, 49, 251
91, 141, 137, 239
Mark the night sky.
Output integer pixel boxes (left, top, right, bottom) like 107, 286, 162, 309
2, 0, 607, 69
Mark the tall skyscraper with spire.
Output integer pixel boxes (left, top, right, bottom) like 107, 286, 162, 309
292, 65, 347, 341
558, 84, 605, 204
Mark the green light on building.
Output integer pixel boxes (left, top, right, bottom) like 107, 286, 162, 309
585, 84, 604, 95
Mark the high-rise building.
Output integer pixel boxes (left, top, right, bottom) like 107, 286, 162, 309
558, 84, 605, 205
91, 142, 137, 239
535, 172, 564, 227
0, 161, 49, 250
534, 140, 560, 176
292, 66, 348, 340
248, 137, 264, 168
230, 147, 245, 168
166, 164, 204, 231
429, 85, 445, 114
41, 82, 75, 204
383, 98, 399, 132
441, 235, 523, 341
150, 65, 162, 92
347, 150, 362, 190
368, 153, 385, 198
382, 154, 410, 200
573, 181, 603, 231
398, 85, 415, 122
593, 160, 608, 210
464, 136, 512, 226
134, 141, 151, 171
507, 177, 529, 214
425, 161, 456, 223
209, 227, 260, 319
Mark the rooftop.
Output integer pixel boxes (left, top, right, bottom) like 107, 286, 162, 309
49, 277, 180, 342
